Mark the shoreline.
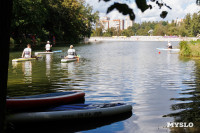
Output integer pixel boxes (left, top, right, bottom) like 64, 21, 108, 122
88, 36, 199, 42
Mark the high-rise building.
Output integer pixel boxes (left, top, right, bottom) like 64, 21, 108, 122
109, 19, 124, 30
99, 16, 133, 32
175, 18, 183, 26
124, 16, 133, 29
99, 16, 110, 32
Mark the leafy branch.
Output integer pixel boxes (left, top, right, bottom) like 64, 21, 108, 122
99, 0, 174, 20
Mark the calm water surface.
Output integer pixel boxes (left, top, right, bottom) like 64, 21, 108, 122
7, 41, 200, 133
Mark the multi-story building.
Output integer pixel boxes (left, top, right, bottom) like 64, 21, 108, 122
109, 19, 124, 30
175, 18, 183, 26
99, 16, 110, 31
99, 16, 133, 32
124, 16, 133, 29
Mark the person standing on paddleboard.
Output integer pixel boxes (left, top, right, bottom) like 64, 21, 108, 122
22, 44, 32, 58
45, 41, 52, 52
167, 41, 172, 49
65, 45, 77, 59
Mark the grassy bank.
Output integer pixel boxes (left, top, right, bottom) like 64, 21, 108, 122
179, 40, 200, 57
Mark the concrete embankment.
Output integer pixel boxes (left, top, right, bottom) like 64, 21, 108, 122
88, 36, 198, 42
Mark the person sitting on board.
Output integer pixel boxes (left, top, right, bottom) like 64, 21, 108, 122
45, 41, 52, 52
22, 44, 32, 58
65, 45, 77, 59
167, 41, 172, 49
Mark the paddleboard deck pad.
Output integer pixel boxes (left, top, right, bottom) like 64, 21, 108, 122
7, 103, 132, 123
12, 58, 36, 62
7, 91, 85, 110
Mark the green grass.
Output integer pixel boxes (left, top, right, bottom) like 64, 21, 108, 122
179, 39, 200, 57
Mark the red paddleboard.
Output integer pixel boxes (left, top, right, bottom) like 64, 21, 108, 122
7, 91, 85, 110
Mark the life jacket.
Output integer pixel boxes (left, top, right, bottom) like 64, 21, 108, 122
68, 49, 76, 55
24, 48, 31, 57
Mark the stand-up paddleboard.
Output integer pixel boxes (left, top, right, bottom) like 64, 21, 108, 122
61, 55, 80, 63
12, 58, 36, 62
156, 48, 180, 51
35, 50, 62, 55
7, 103, 132, 123
35, 52, 53, 55
7, 91, 85, 110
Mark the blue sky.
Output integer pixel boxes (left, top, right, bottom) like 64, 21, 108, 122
85, 0, 200, 23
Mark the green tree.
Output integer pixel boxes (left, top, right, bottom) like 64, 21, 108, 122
92, 27, 103, 36
11, 0, 47, 45
178, 23, 188, 37
153, 23, 166, 36
190, 13, 200, 36
43, 0, 98, 43
103, 27, 118, 37
122, 27, 134, 36
184, 14, 192, 36
10, 0, 99, 45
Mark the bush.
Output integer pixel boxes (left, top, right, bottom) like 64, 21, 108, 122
179, 41, 187, 50
179, 40, 200, 57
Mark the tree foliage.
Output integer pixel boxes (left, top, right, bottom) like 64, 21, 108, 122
10, 0, 99, 47
100, 0, 199, 21
100, 0, 172, 20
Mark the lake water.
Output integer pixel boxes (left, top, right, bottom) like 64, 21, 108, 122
7, 41, 200, 133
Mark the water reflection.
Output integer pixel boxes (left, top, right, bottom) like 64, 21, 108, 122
163, 59, 200, 132
22, 61, 32, 83
45, 54, 52, 77
60, 62, 76, 73
8, 42, 200, 133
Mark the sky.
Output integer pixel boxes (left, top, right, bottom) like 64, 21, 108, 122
85, 0, 200, 23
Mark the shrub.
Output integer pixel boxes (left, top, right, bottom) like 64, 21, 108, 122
179, 40, 200, 57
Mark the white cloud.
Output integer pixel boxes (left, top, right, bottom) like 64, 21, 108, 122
184, 3, 200, 14
86, 0, 200, 22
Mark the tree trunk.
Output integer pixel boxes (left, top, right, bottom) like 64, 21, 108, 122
0, 0, 12, 132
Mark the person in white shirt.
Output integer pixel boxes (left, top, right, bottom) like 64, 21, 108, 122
22, 44, 32, 58
65, 45, 77, 59
167, 41, 172, 49
45, 41, 52, 52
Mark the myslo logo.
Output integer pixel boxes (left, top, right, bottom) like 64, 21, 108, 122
167, 122, 194, 127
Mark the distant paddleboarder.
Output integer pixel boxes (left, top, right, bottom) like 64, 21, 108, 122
22, 44, 32, 58
167, 41, 172, 49
65, 45, 77, 59
45, 41, 52, 52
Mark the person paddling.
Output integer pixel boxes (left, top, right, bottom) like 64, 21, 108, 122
167, 41, 172, 49
45, 41, 52, 52
22, 44, 32, 58
65, 45, 77, 59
